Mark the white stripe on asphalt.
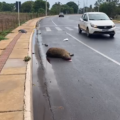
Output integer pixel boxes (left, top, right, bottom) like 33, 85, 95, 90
65, 27, 73, 31
46, 27, 51, 31
74, 27, 78, 29
66, 32, 120, 66
55, 27, 62, 31
51, 20, 57, 26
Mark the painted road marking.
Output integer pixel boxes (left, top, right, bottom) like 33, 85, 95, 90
65, 27, 73, 31
55, 27, 62, 31
51, 20, 57, 26
46, 27, 51, 31
74, 27, 78, 29
67, 32, 120, 66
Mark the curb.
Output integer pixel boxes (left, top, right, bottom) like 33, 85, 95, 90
24, 17, 46, 120
24, 29, 34, 120
37, 29, 47, 69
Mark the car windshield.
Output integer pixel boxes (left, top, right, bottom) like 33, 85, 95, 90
88, 14, 110, 20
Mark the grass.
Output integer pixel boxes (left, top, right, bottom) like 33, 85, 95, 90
0, 22, 28, 41
24, 56, 31, 62
0, 29, 13, 41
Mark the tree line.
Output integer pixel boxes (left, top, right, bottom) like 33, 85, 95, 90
0, 0, 78, 15
0, 0, 49, 14
1, 0, 120, 18
50, 1, 78, 14
80, 0, 120, 18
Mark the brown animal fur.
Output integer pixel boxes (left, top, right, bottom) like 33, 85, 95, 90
46, 47, 73, 60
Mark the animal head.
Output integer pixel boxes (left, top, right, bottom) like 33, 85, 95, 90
62, 53, 71, 60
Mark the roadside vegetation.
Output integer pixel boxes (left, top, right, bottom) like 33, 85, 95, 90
0, 0, 120, 41
0, 0, 47, 41
80, 0, 120, 19
0, 29, 12, 41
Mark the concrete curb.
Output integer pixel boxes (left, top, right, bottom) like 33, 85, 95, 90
37, 29, 47, 69
24, 18, 45, 120
24, 29, 34, 120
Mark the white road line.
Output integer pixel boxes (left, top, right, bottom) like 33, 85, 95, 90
46, 27, 51, 31
66, 32, 120, 66
65, 27, 73, 31
51, 20, 57, 26
74, 27, 78, 29
55, 27, 62, 31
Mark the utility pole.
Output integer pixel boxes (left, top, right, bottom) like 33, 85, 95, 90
17, 1, 20, 26
83, 0, 85, 13
46, 0, 47, 16
78, 1, 80, 14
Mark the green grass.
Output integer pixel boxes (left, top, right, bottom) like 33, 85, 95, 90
24, 56, 31, 62
0, 29, 13, 41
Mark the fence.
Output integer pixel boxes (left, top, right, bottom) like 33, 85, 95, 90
0, 12, 44, 32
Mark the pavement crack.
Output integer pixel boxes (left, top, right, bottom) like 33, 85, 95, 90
0, 73, 25, 76
0, 110, 23, 113
44, 78, 55, 120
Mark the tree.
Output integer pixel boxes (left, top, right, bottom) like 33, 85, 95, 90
94, 0, 105, 11
89, 5, 93, 12
99, 2, 117, 17
94, 0, 104, 7
0, 2, 2, 11
50, 2, 61, 14
50, 2, 74, 15
1, 2, 14, 11
33, 0, 50, 13
61, 4, 74, 14
38, 8, 45, 14
66, 2, 78, 13
21, 1, 34, 13
106, 0, 119, 3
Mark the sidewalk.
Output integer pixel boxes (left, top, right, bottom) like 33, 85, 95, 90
0, 17, 44, 120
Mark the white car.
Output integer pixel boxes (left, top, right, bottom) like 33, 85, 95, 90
78, 12, 116, 38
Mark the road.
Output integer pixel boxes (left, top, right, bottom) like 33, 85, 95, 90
33, 15, 120, 120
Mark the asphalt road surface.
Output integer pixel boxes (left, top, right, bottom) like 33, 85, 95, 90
34, 15, 120, 120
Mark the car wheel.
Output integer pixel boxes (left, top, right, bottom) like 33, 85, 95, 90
86, 28, 91, 37
110, 34, 114, 38
78, 26, 82, 34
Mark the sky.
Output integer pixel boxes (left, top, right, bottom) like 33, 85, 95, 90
2, 0, 96, 8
